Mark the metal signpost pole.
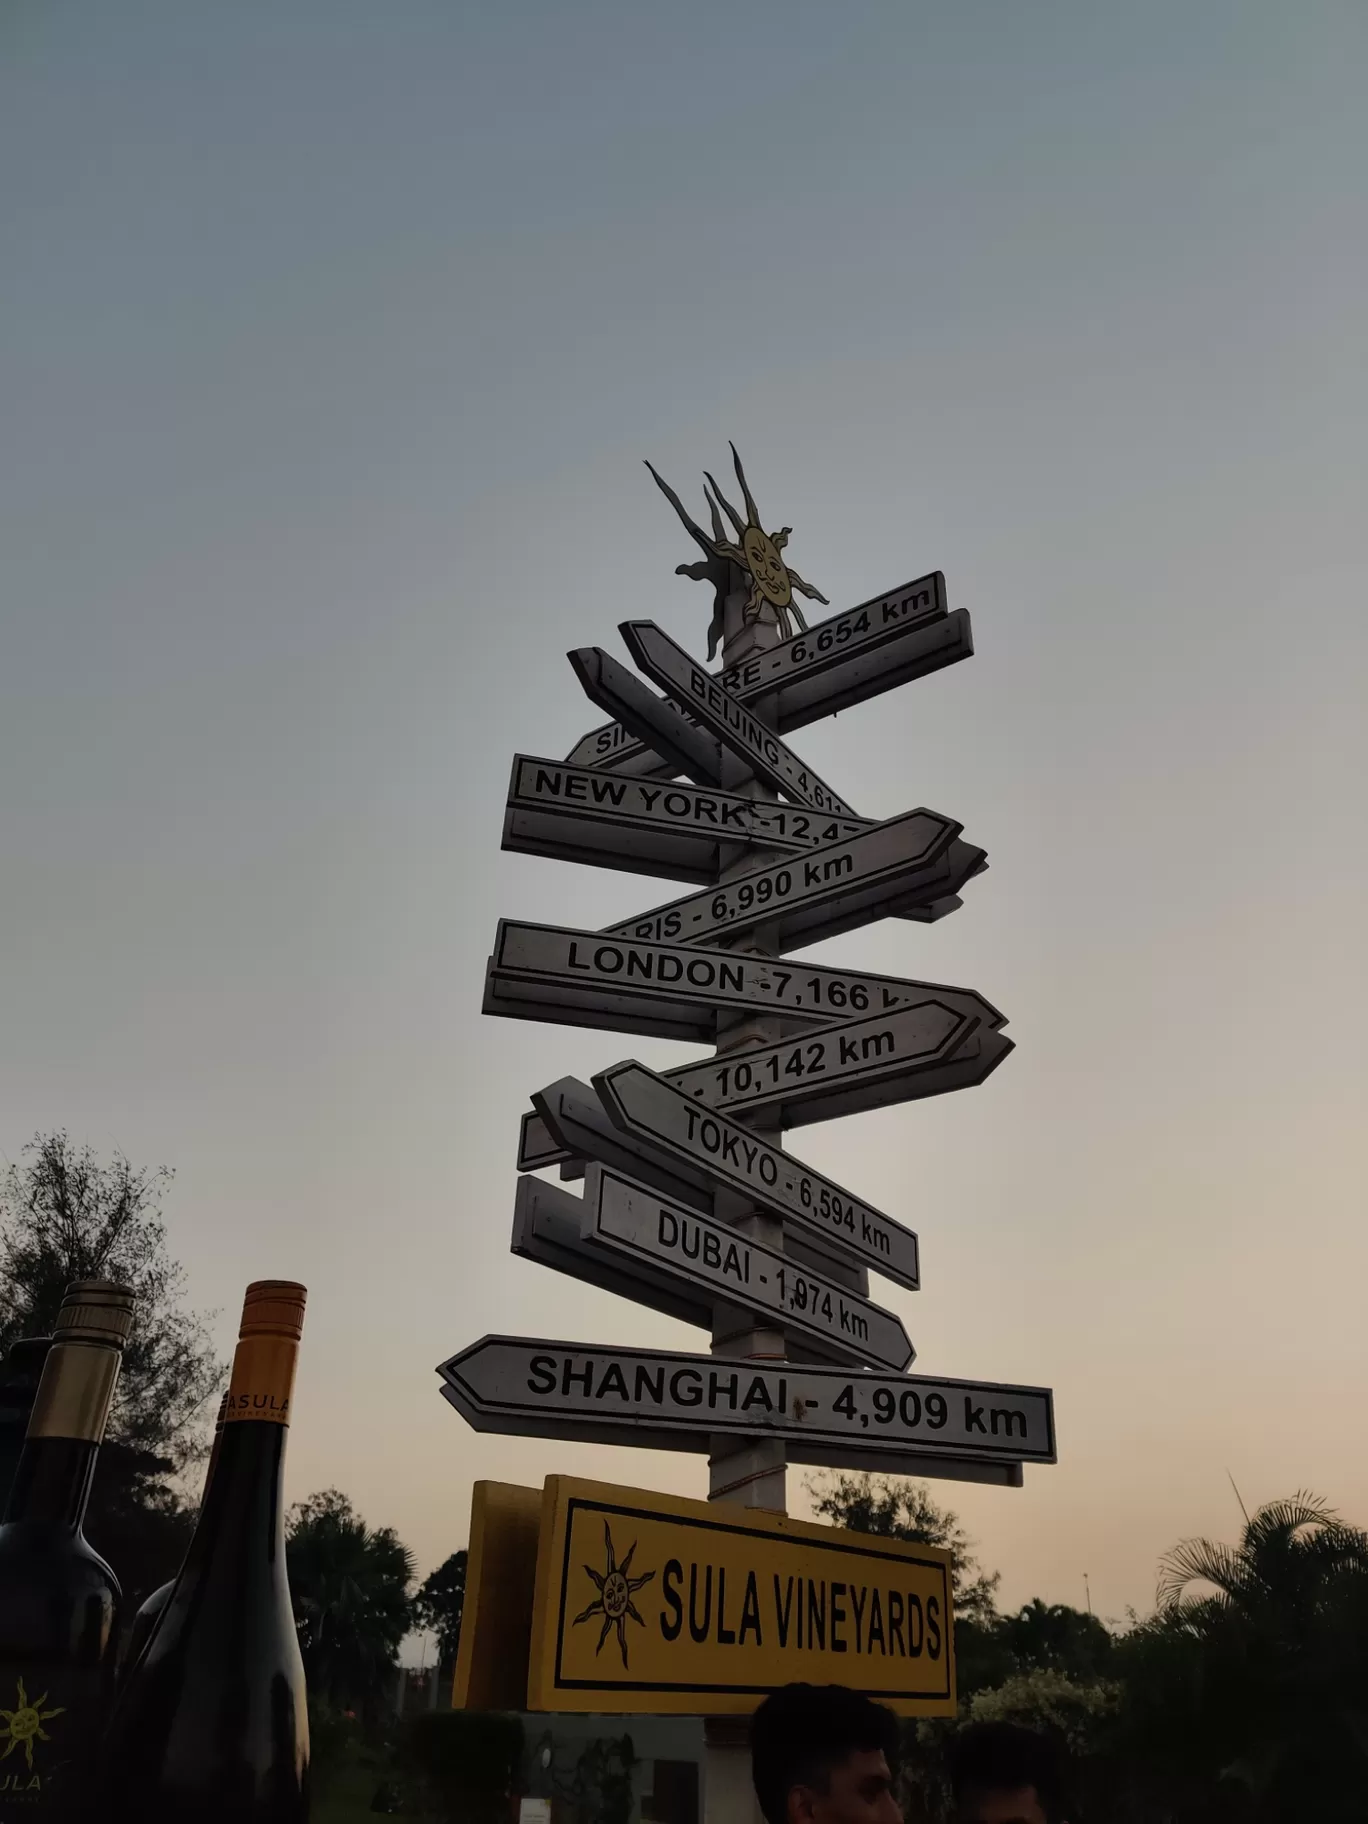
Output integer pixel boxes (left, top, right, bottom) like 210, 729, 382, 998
704, 579, 788, 1824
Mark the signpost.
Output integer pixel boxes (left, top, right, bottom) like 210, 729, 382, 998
592, 1060, 921, 1290
503, 754, 871, 882
567, 647, 720, 784
483, 916, 1005, 1047
580, 1164, 914, 1371
439, 1336, 1055, 1481
602, 808, 977, 950
526, 1476, 958, 1717
620, 620, 860, 816
565, 571, 971, 766
438, 448, 1055, 1797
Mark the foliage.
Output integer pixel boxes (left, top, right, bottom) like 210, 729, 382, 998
0, 1133, 224, 1607
0, 1132, 224, 1467
412, 1549, 467, 1674
806, 1470, 1001, 1622
1111, 1493, 1368, 1821
1001, 1597, 1113, 1683
969, 1667, 1120, 1750
404, 1709, 523, 1824
287, 1488, 415, 1715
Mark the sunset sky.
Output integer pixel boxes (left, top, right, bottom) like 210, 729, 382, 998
2, 1, 1364, 1634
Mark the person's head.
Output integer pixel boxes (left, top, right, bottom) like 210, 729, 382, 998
948, 1723, 1068, 1824
751, 1684, 902, 1824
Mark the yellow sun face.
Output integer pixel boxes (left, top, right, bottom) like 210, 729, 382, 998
645, 443, 829, 647
0, 1678, 64, 1771
742, 525, 793, 609
571, 1521, 655, 1668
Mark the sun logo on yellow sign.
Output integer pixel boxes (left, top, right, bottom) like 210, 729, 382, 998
572, 1520, 655, 1668
0, 1676, 64, 1771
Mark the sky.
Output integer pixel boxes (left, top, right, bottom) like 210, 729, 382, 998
2, 1, 1365, 1634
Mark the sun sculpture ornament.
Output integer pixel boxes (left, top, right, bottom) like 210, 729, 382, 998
571, 1520, 655, 1668
645, 444, 829, 658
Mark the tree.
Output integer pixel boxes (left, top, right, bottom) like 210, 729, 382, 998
0, 1133, 223, 1466
0, 1132, 225, 1608
1115, 1492, 1368, 1821
287, 1489, 415, 1716
1003, 1598, 1113, 1681
412, 1550, 467, 1679
806, 1471, 1001, 1622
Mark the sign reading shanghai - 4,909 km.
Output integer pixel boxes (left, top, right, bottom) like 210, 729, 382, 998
439, 1337, 1056, 1487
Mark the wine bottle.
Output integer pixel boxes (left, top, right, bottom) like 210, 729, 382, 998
101, 1281, 310, 1822
119, 1391, 228, 1680
0, 1281, 135, 1821
0, 1337, 53, 1517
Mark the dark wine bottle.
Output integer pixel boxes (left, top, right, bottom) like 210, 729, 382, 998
0, 1338, 53, 1518
100, 1281, 309, 1822
119, 1395, 227, 1680
0, 1281, 135, 1821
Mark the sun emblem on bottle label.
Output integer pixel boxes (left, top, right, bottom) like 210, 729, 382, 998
0, 1677, 64, 1771
571, 1521, 655, 1668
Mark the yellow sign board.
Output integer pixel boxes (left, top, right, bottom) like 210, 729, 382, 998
527, 1476, 956, 1717
452, 1480, 542, 1711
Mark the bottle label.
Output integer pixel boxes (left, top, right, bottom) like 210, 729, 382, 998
25, 1346, 119, 1445
222, 1335, 298, 1427
0, 1666, 104, 1819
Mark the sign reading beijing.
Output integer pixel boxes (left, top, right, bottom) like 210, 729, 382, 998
527, 1476, 956, 1716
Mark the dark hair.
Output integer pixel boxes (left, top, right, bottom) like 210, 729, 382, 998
750, 1684, 899, 1824
948, 1722, 1067, 1821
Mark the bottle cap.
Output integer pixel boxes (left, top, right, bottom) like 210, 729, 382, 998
239, 1280, 307, 1342
54, 1280, 136, 1350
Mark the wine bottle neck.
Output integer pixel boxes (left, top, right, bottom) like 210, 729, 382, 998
179, 1420, 288, 1580
3, 1435, 98, 1530
1, 1334, 124, 1530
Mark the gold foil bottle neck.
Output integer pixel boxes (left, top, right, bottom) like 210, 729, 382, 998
239, 1280, 307, 1342
53, 1280, 136, 1350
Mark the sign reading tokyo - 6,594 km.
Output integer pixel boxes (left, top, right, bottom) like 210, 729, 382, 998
528, 1477, 957, 1717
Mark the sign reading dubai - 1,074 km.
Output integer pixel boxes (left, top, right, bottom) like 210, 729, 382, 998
439, 443, 1057, 1717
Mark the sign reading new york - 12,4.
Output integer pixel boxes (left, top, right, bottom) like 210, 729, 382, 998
528, 1476, 956, 1716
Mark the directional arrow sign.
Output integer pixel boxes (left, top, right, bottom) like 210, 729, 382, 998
566, 577, 969, 767
582, 1165, 913, 1372
568, 648, 720, 784
484, 918, 1001, 1046
721, 595, 969, 729
531, 1077, 709, 1214
592, 1060, 920, 1291
511, 1175, 712, 1330
663, 1000, 992, 1128
503, 755, 872, 884
620, 621, 859, 817
518, 1108, 572, 1174
602, 809, 965, 951
437, 1336, 1056, 1483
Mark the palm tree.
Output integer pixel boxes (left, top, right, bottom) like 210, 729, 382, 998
1157, 1491, 1368, 1626
1133, 1492, 1368, 1819
286, 1488, 415, 1717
